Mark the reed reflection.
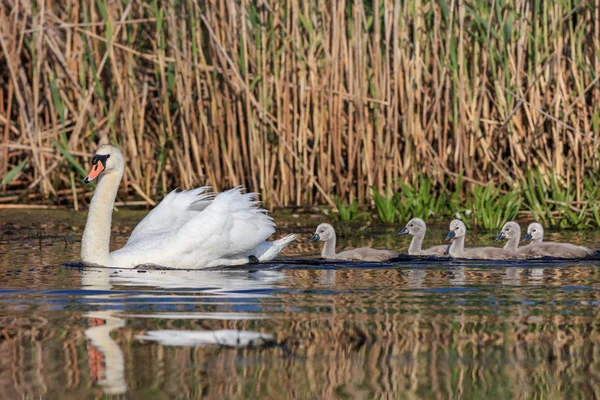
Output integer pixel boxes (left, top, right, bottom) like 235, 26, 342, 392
1, 258, 600, 397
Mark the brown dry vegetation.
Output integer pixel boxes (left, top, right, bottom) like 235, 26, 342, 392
0, 0, 599, 208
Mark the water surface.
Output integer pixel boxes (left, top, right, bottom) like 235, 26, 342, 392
1, 211, 600, 398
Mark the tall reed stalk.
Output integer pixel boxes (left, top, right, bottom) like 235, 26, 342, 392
0, 0, 598, 208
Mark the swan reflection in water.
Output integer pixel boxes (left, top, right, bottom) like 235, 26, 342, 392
80, 267, 286, 395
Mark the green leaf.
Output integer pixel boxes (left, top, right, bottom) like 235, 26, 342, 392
1, 158, 28, 186
298, 13, 312, 34
51, 140, 88, 178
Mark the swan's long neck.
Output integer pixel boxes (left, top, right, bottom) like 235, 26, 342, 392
532, 236, 543, 244
81, 172, 122, 265
322, 233, 337, 258
449, 236, 465, 257
504, 237, 519, 251
409, 233, 425, 254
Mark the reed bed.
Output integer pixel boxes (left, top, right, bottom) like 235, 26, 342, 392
0, 0, 599, 210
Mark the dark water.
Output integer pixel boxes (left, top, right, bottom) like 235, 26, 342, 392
1, 211, 600, 398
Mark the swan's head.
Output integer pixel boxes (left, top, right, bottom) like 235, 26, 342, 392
308, 223, 335, 242
523, 222, 544, 242
398, 217, 426, 236
496, 221, 520, 241
84, 145, 125, 183
446, 219, 466, 241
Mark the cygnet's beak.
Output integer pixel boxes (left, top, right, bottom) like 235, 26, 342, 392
308, 233, 320, 243
445, 231, 456, 241
522, 233, 533, 241
495, 232, 506, 241
398, 227, 409, 236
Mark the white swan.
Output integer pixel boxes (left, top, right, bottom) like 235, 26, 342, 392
81, 145, 297, 269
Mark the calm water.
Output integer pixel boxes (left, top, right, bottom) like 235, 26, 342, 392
1, 210, 600, 399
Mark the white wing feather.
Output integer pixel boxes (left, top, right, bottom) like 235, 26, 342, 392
177, 188, 275, 256
126, 187, 214, 246
110, 187, 276, 268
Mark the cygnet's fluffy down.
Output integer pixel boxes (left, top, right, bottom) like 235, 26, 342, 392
398, 218, 448, 256
495, 221, 530, 259
519, 222, 594, 258
446, 220, 517, 260
309, 223, 398, 262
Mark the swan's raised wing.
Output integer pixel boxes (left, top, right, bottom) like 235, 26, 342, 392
126, 187, 214, 246
175, 187, 275, 258
111, 187, 276, 268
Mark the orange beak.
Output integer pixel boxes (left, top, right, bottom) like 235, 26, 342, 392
84, 162, 105, 183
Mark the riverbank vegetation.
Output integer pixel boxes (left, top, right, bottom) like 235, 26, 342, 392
1, 0, 598, 226
331, 170, 600, 230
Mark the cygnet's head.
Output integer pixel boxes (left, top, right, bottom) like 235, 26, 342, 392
495, 221, 521, 241
398, 218, 426, 236
308, 223, 336, 243
446, 219, 466, 241
523, 222, 544, 242
84, 145, 125, 183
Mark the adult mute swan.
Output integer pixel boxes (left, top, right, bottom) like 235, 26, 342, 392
308, 223, 398, 261
81, 145, 297, 269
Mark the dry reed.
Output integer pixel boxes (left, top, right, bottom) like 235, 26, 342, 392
0, 0, 599, 208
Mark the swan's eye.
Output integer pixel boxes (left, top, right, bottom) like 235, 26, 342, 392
92, 154, 110, 168
455, 227, 458, 230
409, 224, 414, 227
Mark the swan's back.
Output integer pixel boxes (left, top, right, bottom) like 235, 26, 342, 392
336, 247, 398, 262
111, 187, 276, 268
417, 245, 449, 256
126, 187, 214, 246
520, 243, 594, 258
518, 222, 593, 258
461, 247, 516, 260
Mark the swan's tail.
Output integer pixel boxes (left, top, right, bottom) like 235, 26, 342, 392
251, 233, 298, 262
273, 233, 298, 248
